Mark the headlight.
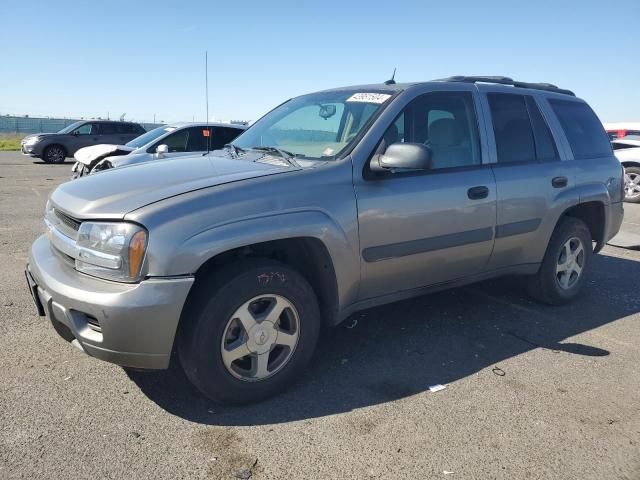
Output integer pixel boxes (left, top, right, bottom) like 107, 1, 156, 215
75, 222, 148, 282
25, 136, 40, 145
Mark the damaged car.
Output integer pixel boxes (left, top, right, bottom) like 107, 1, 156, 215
71, 122, 246, 177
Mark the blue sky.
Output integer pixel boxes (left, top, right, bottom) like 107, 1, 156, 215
2, 0, 639, 124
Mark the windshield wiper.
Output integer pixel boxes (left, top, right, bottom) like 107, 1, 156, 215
223, 143, 245, 158
249, 146, 300, 166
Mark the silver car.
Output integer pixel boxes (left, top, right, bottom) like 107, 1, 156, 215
612, 135, 640, 202
26, 76, 624, 405
71, 122, 246, 177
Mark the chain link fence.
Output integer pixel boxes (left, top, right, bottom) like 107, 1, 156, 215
0, 116, 161, 135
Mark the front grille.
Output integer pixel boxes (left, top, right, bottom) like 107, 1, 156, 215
54, 209, 81, 232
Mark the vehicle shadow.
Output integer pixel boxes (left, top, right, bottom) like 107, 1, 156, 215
126, 251, 639, 425
32, 161, 74, 165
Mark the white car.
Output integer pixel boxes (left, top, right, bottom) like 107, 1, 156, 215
612, 135, 640, 203
603, 122, 640, 140
72, 122, 246, 177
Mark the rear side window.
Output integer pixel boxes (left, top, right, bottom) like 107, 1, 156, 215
99, 123, 117, 135
213, 127, 244, 148
488, 94, 536, 163
549, 100, 612, 159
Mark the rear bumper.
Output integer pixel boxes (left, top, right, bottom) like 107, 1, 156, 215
27, 234, 194, 369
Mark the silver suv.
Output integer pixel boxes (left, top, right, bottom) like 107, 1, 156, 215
26, 76, 624, 404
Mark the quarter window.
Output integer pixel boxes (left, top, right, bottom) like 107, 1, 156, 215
549, 99, 612, 160
525, 96, 558, 161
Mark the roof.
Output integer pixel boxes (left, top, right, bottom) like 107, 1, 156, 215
163, 122, 247, 129
317, 76, 576, 97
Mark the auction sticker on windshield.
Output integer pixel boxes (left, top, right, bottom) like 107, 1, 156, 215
346, 93, 391, 104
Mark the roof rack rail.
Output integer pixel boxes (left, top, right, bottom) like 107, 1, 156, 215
436, 76, 575, 96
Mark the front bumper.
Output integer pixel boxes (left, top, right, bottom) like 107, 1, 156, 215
21, 143, 38, 156
27, 234, 194, 369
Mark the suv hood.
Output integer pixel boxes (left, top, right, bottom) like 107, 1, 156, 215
74, 144, 135, 165
50, 153, 298, 219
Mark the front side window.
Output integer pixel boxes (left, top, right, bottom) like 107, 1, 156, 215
160, 129, 189, 152
73, 123, 94, 135
58, 121, 84, 134
380, 91, 481, 169
549, 99, 612, 160
233, 90, 393, 160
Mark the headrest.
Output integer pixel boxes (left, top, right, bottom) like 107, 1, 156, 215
429, 118, 460, 146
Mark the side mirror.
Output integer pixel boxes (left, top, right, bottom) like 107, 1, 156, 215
370, 143, 432, 172
72, 130, 80, 136
156, 144, 169, 158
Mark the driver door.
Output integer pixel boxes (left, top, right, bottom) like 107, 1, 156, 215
354, 90, 497, 300
68, 122, 100, 153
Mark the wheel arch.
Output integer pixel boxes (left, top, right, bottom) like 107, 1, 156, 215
557, 201, 606, 252
191, 236, 340, 327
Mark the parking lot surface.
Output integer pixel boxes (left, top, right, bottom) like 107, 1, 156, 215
1, 151, 639, 479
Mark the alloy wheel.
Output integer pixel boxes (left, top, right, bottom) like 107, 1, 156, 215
220, 294, 300, 382
556, 237, 585, 290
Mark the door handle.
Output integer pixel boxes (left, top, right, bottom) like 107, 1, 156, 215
552, 176, 568, 188
467, 186, 489, 200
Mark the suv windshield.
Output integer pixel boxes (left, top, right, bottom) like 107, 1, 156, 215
232, 90, 393, 160
126, 126, 177, 149
58, 121, 85, 134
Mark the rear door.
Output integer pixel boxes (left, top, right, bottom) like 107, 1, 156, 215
97, 122, 120, 145
480, 89, 578, 269
355, 89, 497, 300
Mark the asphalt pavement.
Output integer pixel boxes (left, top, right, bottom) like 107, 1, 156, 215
1, 151, 638, 479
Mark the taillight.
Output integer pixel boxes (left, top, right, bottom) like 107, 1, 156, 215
618, 129, 627, 139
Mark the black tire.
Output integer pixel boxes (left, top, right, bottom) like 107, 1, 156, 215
177, 258, 321, 405
42, 145, 66, 164
527, 217, 593, 305
623, 166, 640, 203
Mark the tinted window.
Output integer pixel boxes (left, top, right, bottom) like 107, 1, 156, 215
525, 96, 558, 161
214, 127, 243, 148
488, 94, 536, 164
160, 129, 189, 152
549, 100, 611, 159
99, 123, 117, 135
381, 91, 481, 169
186, 127, 210, 151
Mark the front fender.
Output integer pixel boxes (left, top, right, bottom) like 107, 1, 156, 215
167, 209, 360, 313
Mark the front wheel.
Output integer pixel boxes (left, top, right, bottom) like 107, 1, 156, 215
527, 217, 593, 305
42, 145, 66, 164
623, 166, 640, 203
177, 259, 321, 405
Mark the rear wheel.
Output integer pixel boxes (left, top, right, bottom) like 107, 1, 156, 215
42, 145, 66, 164
177, 258, 321, 405
527, 217, 593, 305
623, 166, 640, 203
